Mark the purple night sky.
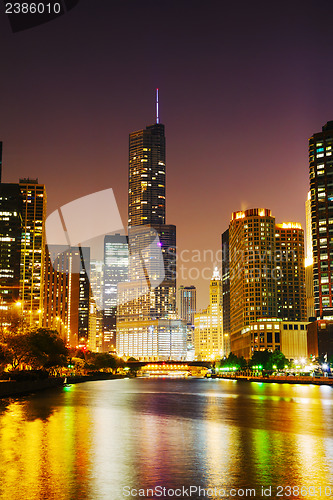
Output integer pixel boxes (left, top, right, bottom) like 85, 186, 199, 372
1, 0, 332, 307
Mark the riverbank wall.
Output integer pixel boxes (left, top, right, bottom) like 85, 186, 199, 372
0, 377, 64, 397
217, 374, 333, 385
0, 373, 125, 398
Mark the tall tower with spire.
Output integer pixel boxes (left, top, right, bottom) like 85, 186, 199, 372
128, 123, 166, 227
116, 91, 186, 360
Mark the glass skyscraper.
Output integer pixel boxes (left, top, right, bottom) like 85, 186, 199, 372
117, 110, 184, 360
0, 183, 23, 326
309, 121, 333, 319
19, 178, 46, 326
103, 234, 128, 350
128, 123, 166, 227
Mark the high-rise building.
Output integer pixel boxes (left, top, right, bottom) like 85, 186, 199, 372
194, 268, 228, 360
0, 142, 2, 183
229, 208, 277, 357
305, 191, 315, 320
43, 245, 90, 347
275, 223, 306, 322
103, 234, 128, 350
221, 229, 230, 338
127, 224, 176, 318
178, 285, 196, 327
0, 183, 23, 328
116, 100, 182, 360
19, 178, 46, 325
228, 208, 307, 358
309, 121, 333, 319
178, 284, 196, 356
128, 123, 165, 227
89, 259, 104, 352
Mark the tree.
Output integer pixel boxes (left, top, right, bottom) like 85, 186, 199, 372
217, 353, 247, 370
4, 333, 32, 369
250, 350, 272, 370
0, 343, 8, 368
27, 329, 68, 373
270, 350, 289, 370
250, 349, 289, 370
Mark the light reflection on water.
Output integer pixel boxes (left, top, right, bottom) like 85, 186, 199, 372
0, 379, 333, 499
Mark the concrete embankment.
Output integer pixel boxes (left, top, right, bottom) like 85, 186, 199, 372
66, 374, 124, 384
0, 377, 64, 397
0, 374, 125, 398
217, 374, 333, 385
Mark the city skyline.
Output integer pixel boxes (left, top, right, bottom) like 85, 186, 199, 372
2, 1, 332, 306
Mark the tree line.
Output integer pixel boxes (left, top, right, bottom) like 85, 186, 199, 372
0, 328, 124, 376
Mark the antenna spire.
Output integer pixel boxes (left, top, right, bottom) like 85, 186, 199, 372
156, 88, 159, 124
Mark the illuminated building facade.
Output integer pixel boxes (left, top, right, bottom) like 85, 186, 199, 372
240, 318, 308, 360
19, 179, 46, 325
229, 208, 277, 357
275, 223, 306, 322
221, 229, 230, 337
194, 268, 228, 360
43, 246, 90, 347
103, 234, 128, 351
309, 121, 333, 319
128, 123, 165, 227
127, 224, 176, 318
178, 284, 196, 357
0, 142, 2, 182
228, 209, 307, 358
117, 318, 187, 360
89, 259, 104, 352
0, 183, 23, 326
305, 191, 315, 319
117, 112, 179, 359
178, 285, 196, 327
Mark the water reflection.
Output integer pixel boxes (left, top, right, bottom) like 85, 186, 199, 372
0, 380, 333, 499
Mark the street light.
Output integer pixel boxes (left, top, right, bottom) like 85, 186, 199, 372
15, 301, 24, 330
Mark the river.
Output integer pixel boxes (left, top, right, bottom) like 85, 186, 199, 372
0, 378, 333, 500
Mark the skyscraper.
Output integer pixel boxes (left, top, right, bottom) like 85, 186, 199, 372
43, 245, 90, 346
89, 259, 104, 352
116, 96, 183, 360
228, 208, 307, 358
0, 142, 2, 183
103, 234, 128, 350
128, 123, 166, 227
229, 208, 277, 357
221, 229, 230, 338
19, 178, 46, 326
275, 223, 306, 322
178, 285, 196, 327
0, 183, 23, 327
309, 121, 333, 319
178, 284, 196, 355
305, 191, 315, 320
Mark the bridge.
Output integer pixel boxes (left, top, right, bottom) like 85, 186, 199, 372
125, 360, 213, 377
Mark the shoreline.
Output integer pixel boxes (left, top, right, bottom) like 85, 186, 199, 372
0, 374, 125, 398
215, 374, 333, 385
